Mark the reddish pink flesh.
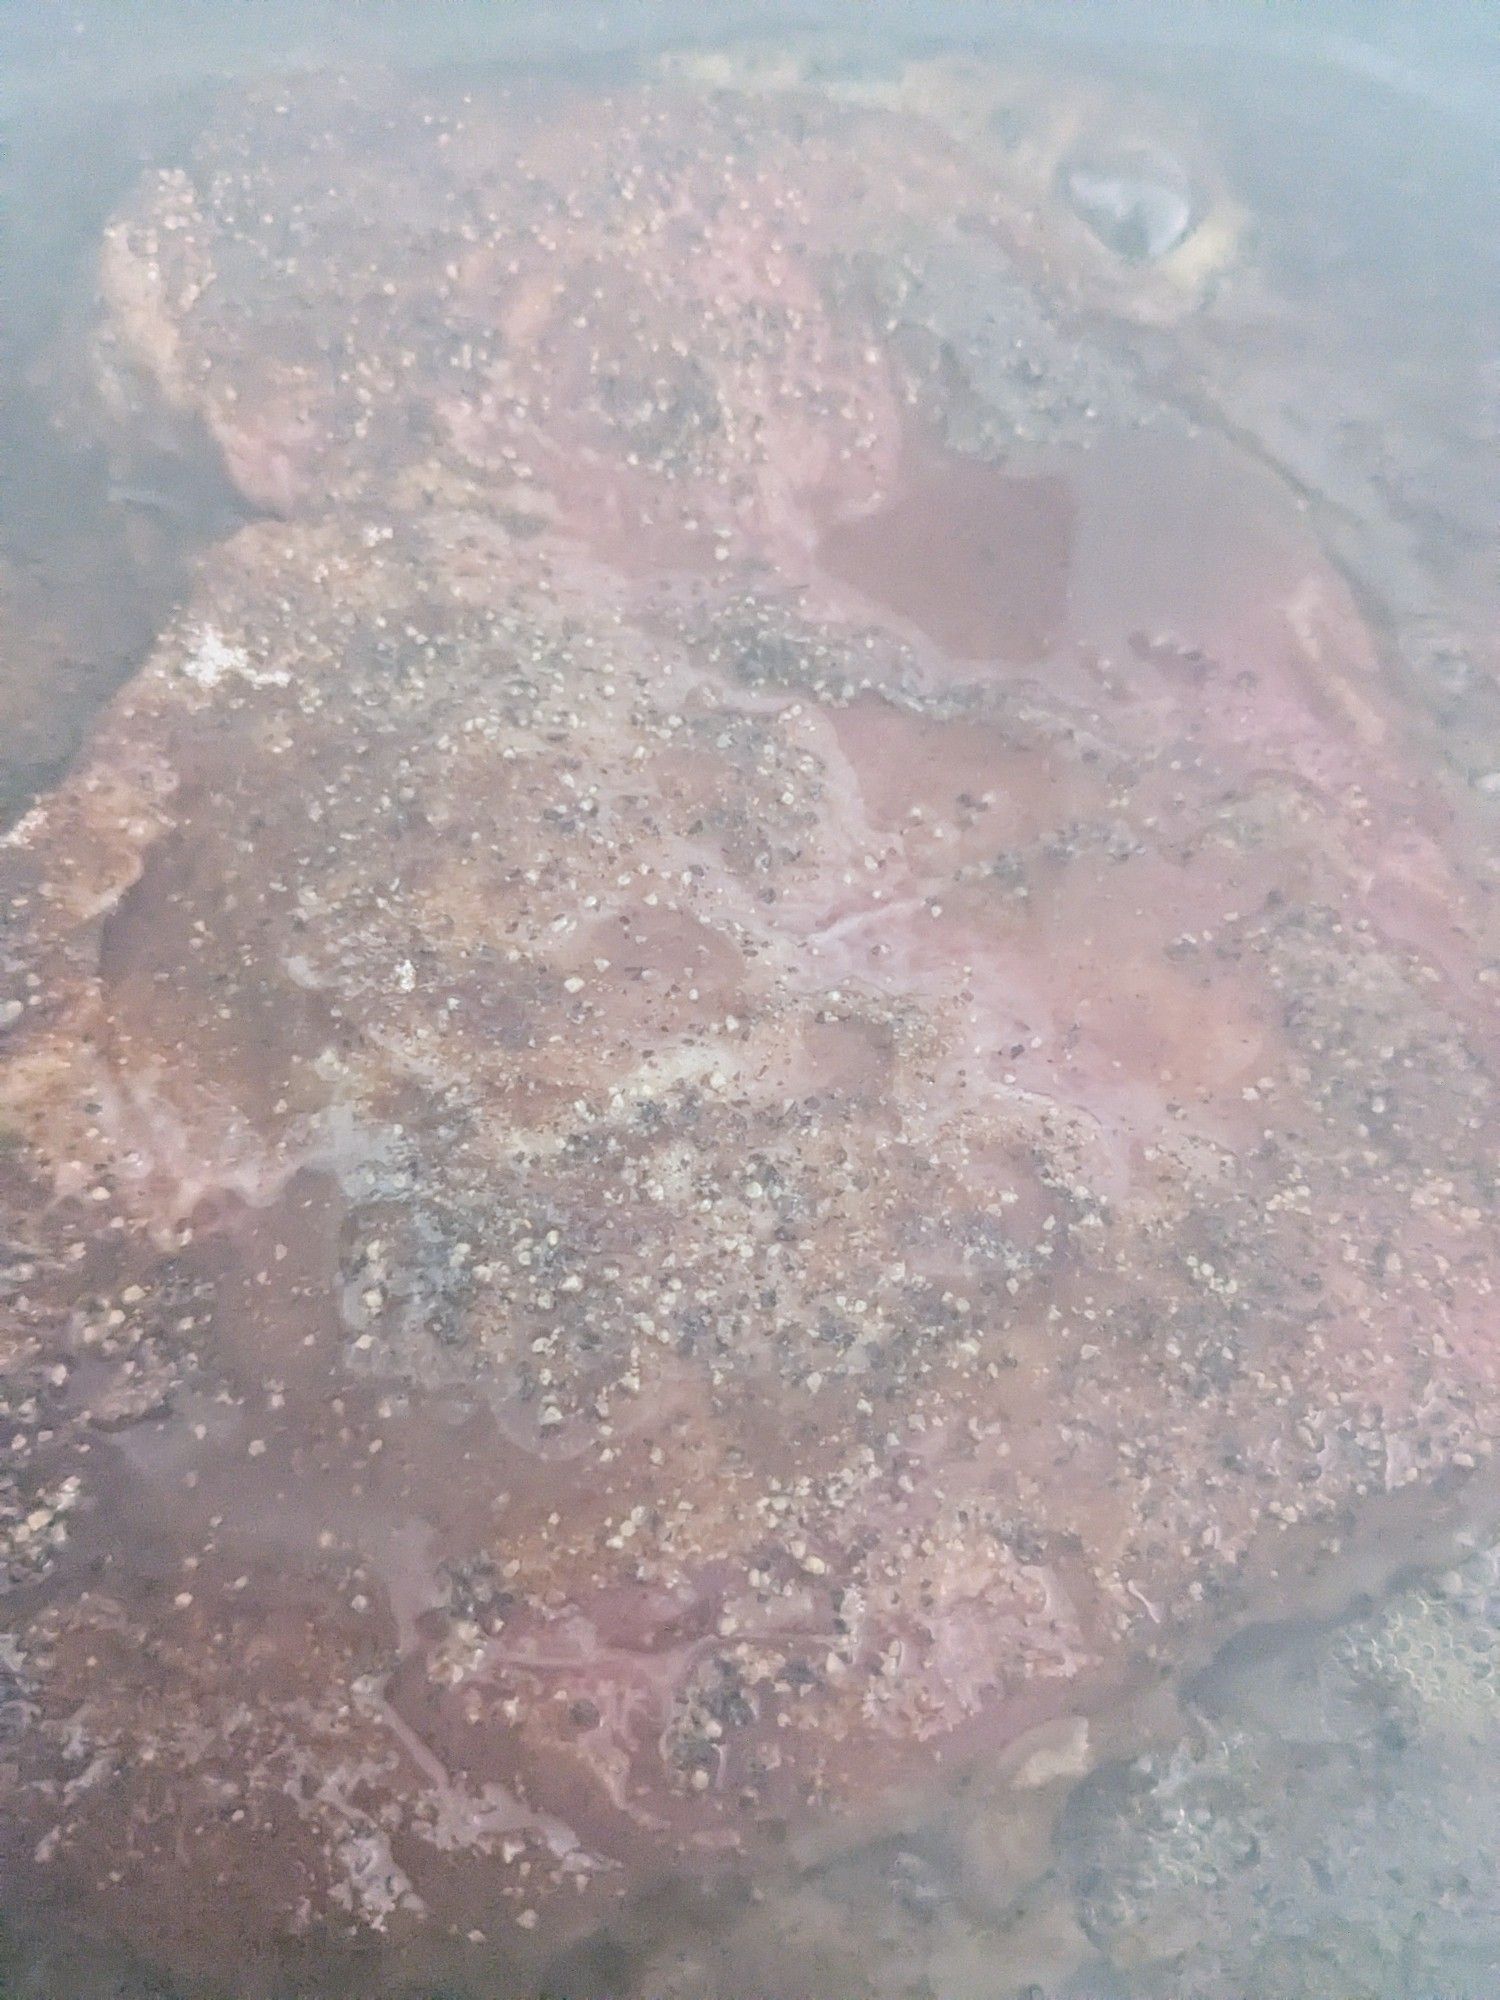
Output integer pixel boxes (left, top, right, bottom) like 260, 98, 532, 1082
0, 65, 1496, 1992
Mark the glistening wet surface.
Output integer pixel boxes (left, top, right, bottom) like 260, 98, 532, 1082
819, 457, 1075, 662
0, 10, 1498, 1999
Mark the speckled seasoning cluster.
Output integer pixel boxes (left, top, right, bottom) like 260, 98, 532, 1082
0, 51, 1495, 1993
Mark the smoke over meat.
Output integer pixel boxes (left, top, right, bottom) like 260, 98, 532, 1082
1, 56, 1495, 1992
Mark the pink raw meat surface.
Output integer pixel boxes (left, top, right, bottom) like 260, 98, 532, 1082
2, 63, 1497, 1991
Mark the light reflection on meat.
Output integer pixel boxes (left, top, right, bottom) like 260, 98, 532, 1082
1, 59, 1497, 1994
